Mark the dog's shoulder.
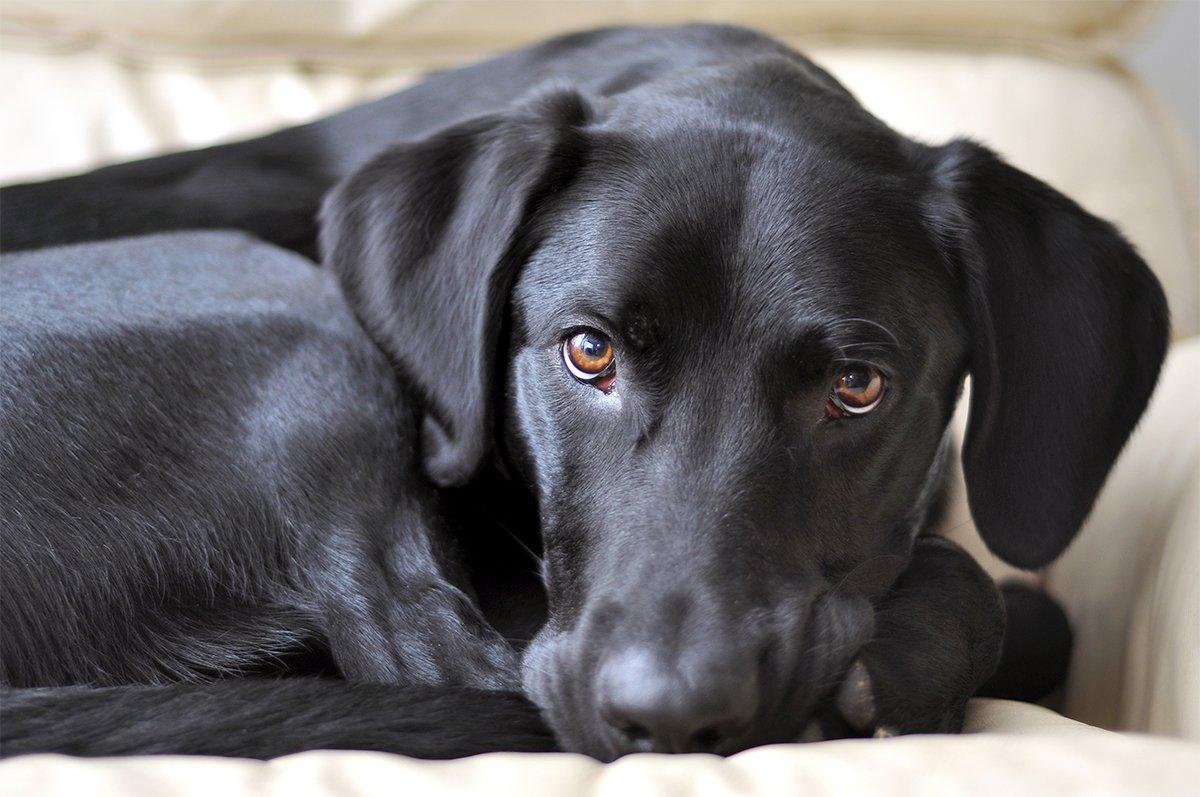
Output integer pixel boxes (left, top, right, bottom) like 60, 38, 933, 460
1, 231, 387, 383
0, 232, 410, 518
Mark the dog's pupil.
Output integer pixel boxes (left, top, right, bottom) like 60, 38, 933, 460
581, 335, 607, 358
843, 367, 870, 389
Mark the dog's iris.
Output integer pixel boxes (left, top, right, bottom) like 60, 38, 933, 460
828, 365, 885, 418
563, 330, 616, 390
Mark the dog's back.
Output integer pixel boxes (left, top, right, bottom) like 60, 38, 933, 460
0, 232, 402, 686
0, 24, 845, 259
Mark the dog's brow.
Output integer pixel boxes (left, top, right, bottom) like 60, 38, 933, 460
798, 317, 903, 368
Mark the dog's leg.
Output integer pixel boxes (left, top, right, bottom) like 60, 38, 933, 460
0, 141, 334, 258
0, 680, 556, 759
810, 536, 1005, 738
977, 581, 1073, 703
310, 489, 522, 691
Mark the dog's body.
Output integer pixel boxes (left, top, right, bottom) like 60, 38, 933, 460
0, 24, 1168, 760
0, 232, 519, 690
0, 233, 562, 759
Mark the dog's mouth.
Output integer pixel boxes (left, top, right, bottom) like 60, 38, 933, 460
520, 590, 872, 758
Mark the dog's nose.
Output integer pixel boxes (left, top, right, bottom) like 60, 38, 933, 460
597, 649, 756, 753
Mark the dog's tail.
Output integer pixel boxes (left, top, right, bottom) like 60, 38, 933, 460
0, 679, 557, 759
977, 581, 1074, 703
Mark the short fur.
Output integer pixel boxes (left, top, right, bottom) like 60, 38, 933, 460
0, 681, 555, 759
0, 23, 1168, 760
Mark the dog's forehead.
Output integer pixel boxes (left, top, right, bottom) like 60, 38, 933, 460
522, 128, 946, 345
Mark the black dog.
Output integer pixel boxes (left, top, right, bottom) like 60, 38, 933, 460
0, 232, 999, 759
0, 23, 1167, 760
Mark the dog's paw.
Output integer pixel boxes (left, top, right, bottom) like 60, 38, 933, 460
802, 658, 964, 741
834, 660, 887, 735
801, 537, 1006, 742
828, 659, 905, 738
801, 660, 883, 741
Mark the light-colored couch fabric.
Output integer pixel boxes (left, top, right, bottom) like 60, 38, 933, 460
1051, 336, 1200, 739
2, 701, 1198, 797
0, 0, 1158, 63
1, 1, 1196, 793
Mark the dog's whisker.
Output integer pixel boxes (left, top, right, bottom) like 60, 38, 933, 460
829, 554, 908, 597
496, 521, 544, 568
839, 317, 901, 347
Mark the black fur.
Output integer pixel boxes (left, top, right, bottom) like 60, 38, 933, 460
0, 23, 1168, 760
916, 141, 1170, 568
979, 582, 1074, 703
0, 233, 516, 690
0, 682, 555, 759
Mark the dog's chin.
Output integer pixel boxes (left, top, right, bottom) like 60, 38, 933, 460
520, 628, 605, 758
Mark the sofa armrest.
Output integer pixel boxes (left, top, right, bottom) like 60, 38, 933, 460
1050, 337, 1200, 738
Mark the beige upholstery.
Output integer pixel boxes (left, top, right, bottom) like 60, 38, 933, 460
0, 0, 1157, 62
1051, 337, 1200, 738
1, 1, 1196, 793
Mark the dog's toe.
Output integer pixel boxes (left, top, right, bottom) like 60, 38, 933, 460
799, 658, 883, 742
800, 718, 826, 743
834, 660, 877, 732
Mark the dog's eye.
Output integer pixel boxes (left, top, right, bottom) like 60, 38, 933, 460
562, 330, 616, 390
827, 365, 885, 418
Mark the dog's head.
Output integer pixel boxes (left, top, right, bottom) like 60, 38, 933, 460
321, 62, 1167, 758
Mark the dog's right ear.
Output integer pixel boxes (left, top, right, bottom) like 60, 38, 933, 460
320, 91, 590, 487
920, 140, 1169, 569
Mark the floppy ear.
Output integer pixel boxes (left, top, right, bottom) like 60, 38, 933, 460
320, 91, 590, 486
922, 140, 1169, 569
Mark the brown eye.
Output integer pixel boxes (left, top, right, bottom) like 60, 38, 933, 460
562, 330, 616, 388
827, 365, 886, 418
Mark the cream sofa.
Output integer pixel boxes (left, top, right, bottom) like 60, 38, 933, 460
1, 2, 1196, 794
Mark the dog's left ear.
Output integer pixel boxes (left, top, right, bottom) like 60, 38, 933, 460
920, 139, 1169, 569
320, 91, 591, 487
